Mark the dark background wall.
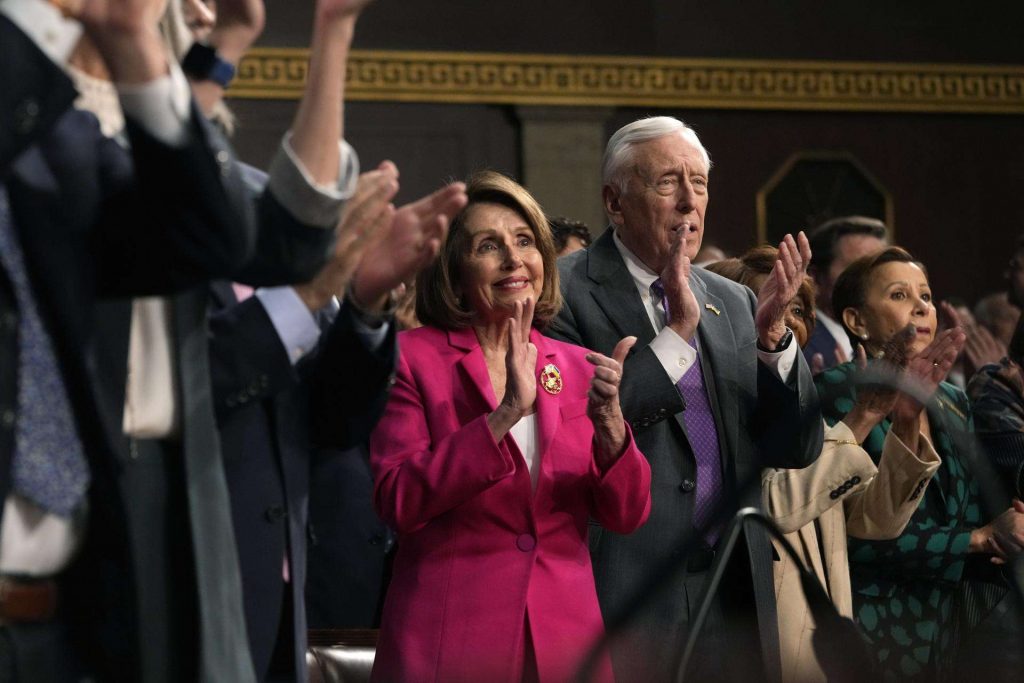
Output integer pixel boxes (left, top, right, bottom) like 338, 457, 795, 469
229, 0, 1024, 306
259, 0, 1024, 63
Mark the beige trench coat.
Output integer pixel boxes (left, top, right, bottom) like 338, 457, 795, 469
762, 421, 941, 683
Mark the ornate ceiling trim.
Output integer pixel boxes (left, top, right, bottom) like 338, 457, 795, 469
231, 48, 1024, 114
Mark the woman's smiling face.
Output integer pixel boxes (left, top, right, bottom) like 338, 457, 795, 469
458, 202, 544, 325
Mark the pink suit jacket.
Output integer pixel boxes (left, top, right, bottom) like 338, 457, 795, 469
369, 325, 651, 683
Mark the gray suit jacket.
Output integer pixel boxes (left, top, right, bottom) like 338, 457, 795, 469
546, 230, 822, 682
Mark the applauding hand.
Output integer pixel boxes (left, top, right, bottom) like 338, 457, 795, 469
755, 232, 812, 350
660, 230, 700, 342
487, 298, 538, 440
351, 181, 468, 312
890, 325, 966, 424
586, 337, 637, 471
293, 163, 399, 311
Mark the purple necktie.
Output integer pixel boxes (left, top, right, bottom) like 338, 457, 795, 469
651, 279, 723, 544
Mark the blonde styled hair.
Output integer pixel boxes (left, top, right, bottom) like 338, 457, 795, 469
416, 171, 562, 330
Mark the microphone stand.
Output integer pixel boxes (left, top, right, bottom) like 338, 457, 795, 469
674, 508, 874, 683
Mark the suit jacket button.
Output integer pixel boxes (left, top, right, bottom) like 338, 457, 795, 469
264, 505, 286, 522
14, 99, 39, 135
516, 533, 536, 551
216, 150, 231, 176
829, 490, 840, 500
679, 479, 696, 493
851, 476, 862, 485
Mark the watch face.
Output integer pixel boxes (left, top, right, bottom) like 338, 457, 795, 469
759, 153, 891, 245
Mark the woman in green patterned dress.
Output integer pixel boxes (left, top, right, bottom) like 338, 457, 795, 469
815, 246, 1024, 681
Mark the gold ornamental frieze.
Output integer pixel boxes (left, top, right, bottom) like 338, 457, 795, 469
231, 48, 1024, 114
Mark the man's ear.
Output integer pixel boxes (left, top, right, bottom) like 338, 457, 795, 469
841, 306, 868, 340
603, 184, 624, 228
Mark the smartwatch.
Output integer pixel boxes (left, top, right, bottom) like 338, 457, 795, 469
181, 43, 237, 88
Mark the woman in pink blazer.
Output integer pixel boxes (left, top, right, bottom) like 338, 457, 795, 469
368, 171, 651, 683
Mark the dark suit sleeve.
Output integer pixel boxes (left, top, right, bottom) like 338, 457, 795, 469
92, 107, 256, 295
226, 163, 335, 287
0, 15, 76, 176
618, 347, 686, 430
749, 289, 823, 470
230, 189, 333, 286
752, 355, 823, 469
311, 305, 397, 449
207, 294, 301, 424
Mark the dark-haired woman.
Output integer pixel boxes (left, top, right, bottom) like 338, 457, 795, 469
816, 246, 1024, 681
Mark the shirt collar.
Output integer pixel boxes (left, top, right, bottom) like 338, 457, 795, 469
612, 229, 660, 292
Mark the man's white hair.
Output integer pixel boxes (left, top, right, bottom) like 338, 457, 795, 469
601, 116, 711, 191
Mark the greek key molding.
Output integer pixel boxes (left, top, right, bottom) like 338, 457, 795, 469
231, 48, 1024, 114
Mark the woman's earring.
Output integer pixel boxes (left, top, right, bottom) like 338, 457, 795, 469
860, 333, 869, 341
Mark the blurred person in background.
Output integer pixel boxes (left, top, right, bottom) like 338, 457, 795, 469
550, 215, 593, 257
805, 216, 888, 372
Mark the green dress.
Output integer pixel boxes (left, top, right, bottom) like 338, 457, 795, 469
815, 362, 982, 682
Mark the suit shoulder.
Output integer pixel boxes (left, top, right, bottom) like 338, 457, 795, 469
398, 325, 447, 351
556, 247, 589, 281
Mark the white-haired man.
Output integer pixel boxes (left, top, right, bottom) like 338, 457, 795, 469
548, 116, 823, 682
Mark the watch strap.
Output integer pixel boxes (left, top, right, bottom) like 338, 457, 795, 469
181, 42, 237, 88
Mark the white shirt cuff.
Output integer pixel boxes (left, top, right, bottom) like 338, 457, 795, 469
1, 0, 82, 67
116, 64, 191, 147
757, 330, 798, 383
351, 316, 389, 353
255, 287, 321, 365
650, 325, 698, 385
266, 132, 360, 228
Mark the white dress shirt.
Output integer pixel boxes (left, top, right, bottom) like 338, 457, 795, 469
509, 414, 540, 492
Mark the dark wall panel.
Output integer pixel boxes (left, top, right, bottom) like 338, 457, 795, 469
227, 100, 519, 207
262, 0, 1024, 63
